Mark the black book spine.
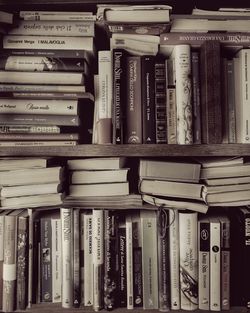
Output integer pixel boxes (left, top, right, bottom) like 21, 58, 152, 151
32, 218, 40, 304
118, 220, 127, 307
141, 55, 156, 144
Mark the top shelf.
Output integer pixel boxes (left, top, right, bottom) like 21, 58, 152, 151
2, 144, 250, 157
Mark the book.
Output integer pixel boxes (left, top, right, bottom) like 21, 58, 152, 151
139, 159, 201, 183
8, 20, 94, 36
209, 216, 221, 311
61, 208, 73, 308
170, 44, 193, 144
79, 213, 84, 306
226, 59, 236, 143
92, 209, 104, 311
198, 216, 210, 310
0, 141, 77, 147
141, 55, 156, 143
69, 182, 129, 197
0, 84, 86, 93
200, 163, 250, 179
125, 55, 142, 143
19, 10, 96, 21
0, 133, 79, 141
139, 179, 204, 201
67, 157, 126, 170
179, 211, 198, 310
0, 70, 84, 85
141, 210, 158, 309
125, 214, 134, 309
202, 189, 250, 206
0, 157, 49, 170
195, 156, 244, 168
0, 166, 63, 186
106, 22, 170, 35
70, 168, 128, 184
0, 11, 13, 24
199, 40, 222, 144
204, 176, 250, 186
0, 125, 61, 133
73, 208, 80, 308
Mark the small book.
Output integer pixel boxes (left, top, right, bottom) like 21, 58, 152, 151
68, 157, 126, 170
69, 182, 129, 197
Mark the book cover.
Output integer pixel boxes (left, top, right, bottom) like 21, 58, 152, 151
73, 208, 80, 308
80, 213, 84, 306
125, 214, 134, 309
125, 55, 142, 144
227, 59, 236, 143
200, 40, 222, 144
141, 55, 156, 143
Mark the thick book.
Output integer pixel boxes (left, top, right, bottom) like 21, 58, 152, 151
141, 210, 158, 309
141, 55, 156, 143
73, 208, 80, 308
71, 168, 128, 184
67, 157, 126, 170
19, 10, 96, 21
125, 55, 142, 143
69, 182, 129, 197
139, 159, 201, 183
8, 20, 94, 36
125, 214, 134, 309
0, 125, 60, 134
80, 213, 84, 306
179, 211, 198, 310
199, 40, 222, 144
170, 44, 193, 144
200, 163, 250, 179
0, 157, 49, 170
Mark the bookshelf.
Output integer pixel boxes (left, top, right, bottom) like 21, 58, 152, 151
1, 1, 250, 313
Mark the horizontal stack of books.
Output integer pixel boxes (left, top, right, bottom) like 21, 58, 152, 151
0, 10, 96, 146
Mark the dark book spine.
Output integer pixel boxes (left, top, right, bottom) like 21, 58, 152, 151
155, 60, 167, 144
104, 211, 118, 310
141, 55, 156, 143
157, 209, 170, 311
227, 59, 236, 143
40, 218, 52, 302
112, 49, 126, 144
73, 209, 80, 308
118, 221, 127, 307
125, 55, 142, 143
191, 51, 201, 144
16, 216, 29, 310
31, 218, 40, 305
200, 40, 222, 144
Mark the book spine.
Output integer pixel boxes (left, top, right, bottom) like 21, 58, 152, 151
118, 218, 127, 308
191, 51, 201, 144
155, 60, 167, 144
125, 55, 142, 143
169, 209, 180, 310
104, 210, 118, 311
73, 208, 80, 308
141, 211, 158, 309
84, 213, 93, 306
0, 98, 78, 115
0, 125, 60, 133
179, 212, 198, 310
0, 133, 79, 141
92, 209, 104, 311
221, 58, 229, 143
157, 209, 170, 312
97, 50, 112, 144
16, 216, 29, 310
0, 84, 86, 93
141, 55, 156, 143
80, 213, 84, 306
20, 12, 96, 21
3, 35, 93, 51
51, 219, 62, 303
126, 215, 134, 309
0, 140, 77, 147
3, 215, 17, 312
0, 215, 4, 310
200, 40, 222, 144
112, 48, 126, 144
210, 218, 221, 311
108, 23, 170, 35
61, 208, 73, 308
40, 218, 52, 302
243, 210, 250, 308
198, 219, 210, 310
220, 217, 230, 310
227, 59, 236, 143
0, 114, 80, 126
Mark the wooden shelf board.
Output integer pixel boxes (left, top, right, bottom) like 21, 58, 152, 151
1, 144, 250, 157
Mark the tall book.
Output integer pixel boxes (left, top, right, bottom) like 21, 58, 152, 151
73, 208, 80, 308
125, 55, 142, 144
198, 216, 210, 310
126, 214, 134, 309
199, 40, 222, 144
141, 55, 156, 143
80, 213, 84, 306
227, 59, 236, 143
170, 44, 193, 144
141, 210, 158, 309
179, 211, 198, 311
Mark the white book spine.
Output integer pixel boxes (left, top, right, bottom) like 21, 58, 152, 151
0, 98, 78, 115
20, 11, 96, 21
210, 218, 221, 311
84, 213, 93, 306
51, 219, 62, 303
0, 141, 77, 147
73, 208, 80, 307
8, 20, 94, 36
3, 35, 93, 51
61, 208, 73, 308
126, 215, 134, 309
141, 210, 158, 309
80, 213, 84, 305
179, 212, 198, 311
92, 209, 104, 311
169, 209, 180, 310
0, 215, 4, 262
171, 44, 193, 144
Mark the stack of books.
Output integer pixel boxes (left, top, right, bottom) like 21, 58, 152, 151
0, 10, 96, 146
67, 157, 130, 199
0, 157, 64, 209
